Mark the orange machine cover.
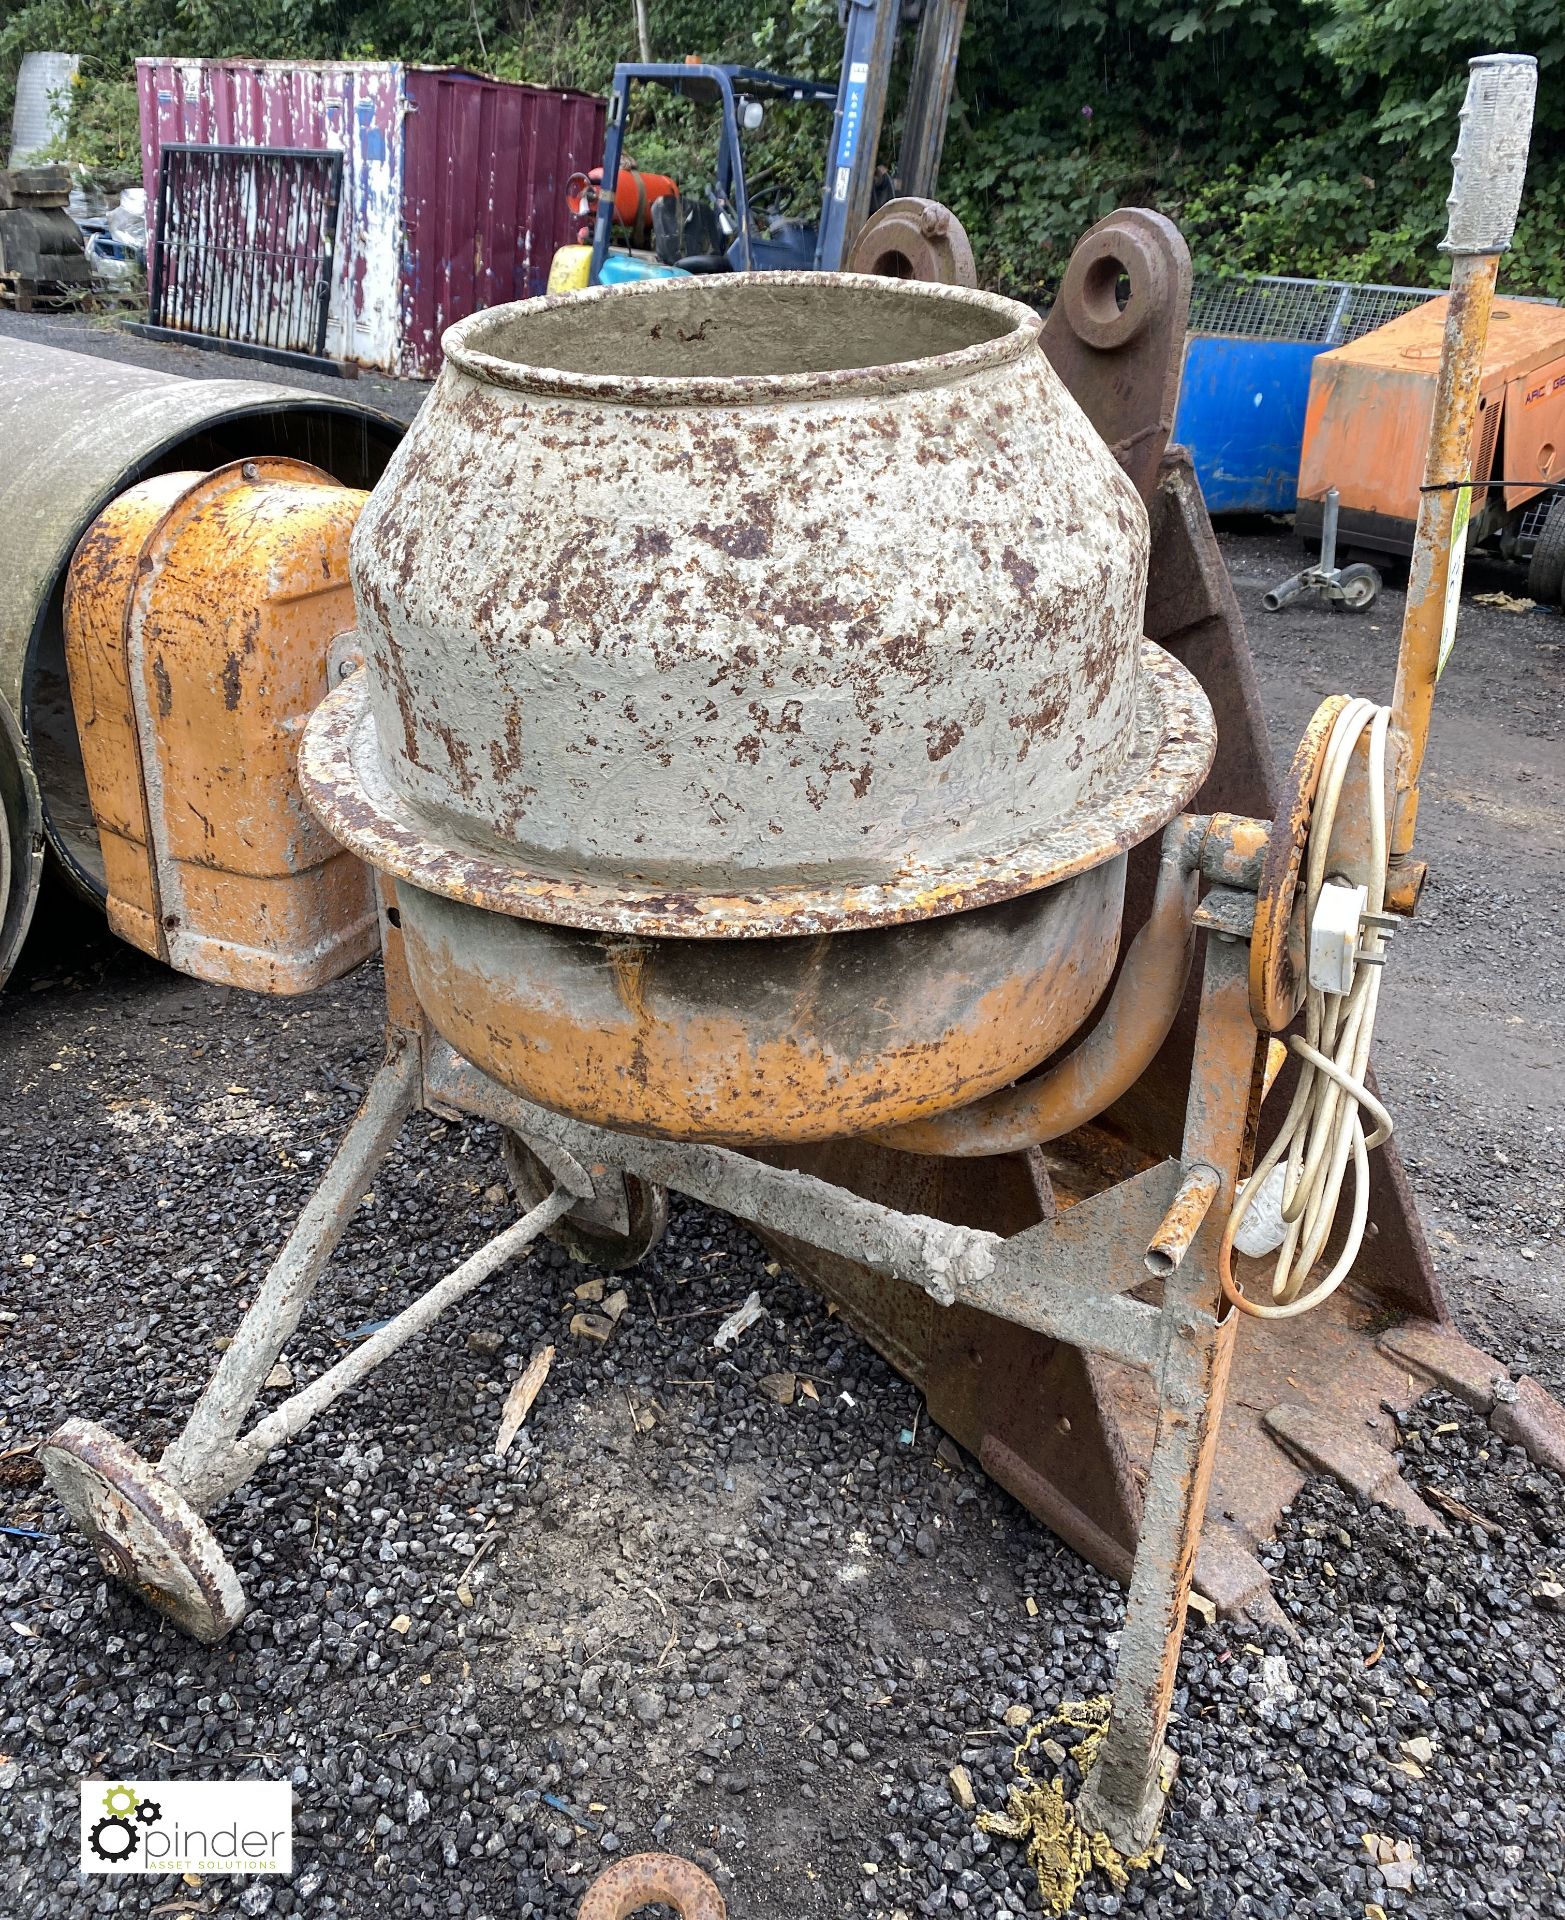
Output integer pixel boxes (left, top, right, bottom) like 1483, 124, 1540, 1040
64, 459, 376, 993
1299, 297, 1565, 523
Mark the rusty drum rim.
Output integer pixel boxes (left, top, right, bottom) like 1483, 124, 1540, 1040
578, 1851, 726, 1919
442, 271, 1042, 409
300, 641, 1214, 939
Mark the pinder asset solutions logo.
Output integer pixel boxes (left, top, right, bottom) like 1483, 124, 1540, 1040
79, 1779, 292, 1875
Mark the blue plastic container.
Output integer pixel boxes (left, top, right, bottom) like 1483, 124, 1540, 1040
598, 254, 691, 285
1173, 337, 1326, 515
1172, 277, 1439, 515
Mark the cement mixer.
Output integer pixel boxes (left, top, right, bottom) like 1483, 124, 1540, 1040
27, 60, 1565, 1859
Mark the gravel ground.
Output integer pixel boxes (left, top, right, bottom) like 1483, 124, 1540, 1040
1, 314, 1562, 1918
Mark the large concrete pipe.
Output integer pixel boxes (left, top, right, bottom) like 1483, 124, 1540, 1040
0, 340, 402, 986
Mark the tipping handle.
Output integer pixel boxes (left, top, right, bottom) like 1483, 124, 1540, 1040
1442, 53, 1537, 256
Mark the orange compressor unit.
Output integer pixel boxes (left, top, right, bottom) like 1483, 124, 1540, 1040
1297, 294, 1565, 602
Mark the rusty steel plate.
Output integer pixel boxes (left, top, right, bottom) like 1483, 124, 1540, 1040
301, 640, 1213, 938
39, 1418, 246, 1643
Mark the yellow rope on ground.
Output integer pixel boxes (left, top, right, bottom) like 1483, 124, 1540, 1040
974, 1696, 1155, 1918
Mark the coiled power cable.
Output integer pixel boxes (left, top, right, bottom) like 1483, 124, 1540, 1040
1222, 698, 1397, 1319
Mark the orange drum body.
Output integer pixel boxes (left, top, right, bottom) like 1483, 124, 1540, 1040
64, 459, 375, 992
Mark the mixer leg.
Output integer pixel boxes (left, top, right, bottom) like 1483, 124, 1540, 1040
1078, 927, 1259, 1853
41, 1037, 572, 1642
156, 1039, 423, 1509
40, 1040, 419, 1635
41, 1193, 571, 1641
190, 1187, 574, 1508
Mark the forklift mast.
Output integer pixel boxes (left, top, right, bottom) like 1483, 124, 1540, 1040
814, 0, 902, 270
818, 0, 967, 267
897, 0, 967, 202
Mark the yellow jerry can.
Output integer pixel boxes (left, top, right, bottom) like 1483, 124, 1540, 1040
546, 243, 594, 294
64, 457, 376, 993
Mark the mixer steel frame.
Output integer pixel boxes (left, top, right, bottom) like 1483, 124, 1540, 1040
45, 867, 1259, 1843
416, 909, 1267, 1852
44, 869, 1266, 1852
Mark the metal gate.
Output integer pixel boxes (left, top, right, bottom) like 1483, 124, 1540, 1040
147, 144, 343, 363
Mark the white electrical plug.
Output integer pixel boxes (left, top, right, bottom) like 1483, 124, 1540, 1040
1308, 879, 1369, 997
1234, 1162, 1290, 1258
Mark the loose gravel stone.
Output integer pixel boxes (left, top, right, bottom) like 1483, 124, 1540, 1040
4, 948, 1560, 1918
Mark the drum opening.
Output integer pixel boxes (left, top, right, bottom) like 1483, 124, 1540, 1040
451, 276, 1031, 394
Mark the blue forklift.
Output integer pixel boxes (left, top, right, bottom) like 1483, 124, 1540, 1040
549, 0, 966, 288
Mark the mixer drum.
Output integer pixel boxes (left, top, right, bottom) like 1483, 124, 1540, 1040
302, 272, 1216, 1141
389, 855, 1127, 1144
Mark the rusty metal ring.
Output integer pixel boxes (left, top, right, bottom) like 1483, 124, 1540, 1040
578, 1853, 726, 1920
1057, 214, 1174, 351
846, 197, 978, 287
1249, 694, 1351, 1031
502, 1132, 669, 1273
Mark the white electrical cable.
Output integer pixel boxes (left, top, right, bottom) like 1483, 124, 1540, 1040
1222, 698, 1397, 1319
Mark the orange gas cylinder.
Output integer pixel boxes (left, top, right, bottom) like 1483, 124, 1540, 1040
64, 457, 376, 993
565, 165, 678, 236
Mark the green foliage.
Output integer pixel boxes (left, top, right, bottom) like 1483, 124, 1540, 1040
2, 0, 1559, 296
943, 0, 1564, 297
43, 71, 139, 180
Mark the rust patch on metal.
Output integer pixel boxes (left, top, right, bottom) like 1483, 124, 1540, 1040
1041, 209, 1192, 507
1143, 1162, 1222, 1276
874, 818, 1199, 1156
39, 1418, 246, 1644
64, 458, 377, 992
579, 1853, 725, 1920
845, 197, 978, 289
393, 857, 1124, 1144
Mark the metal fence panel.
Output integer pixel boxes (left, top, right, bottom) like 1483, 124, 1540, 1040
1188, 274, 1440, 346
148, 144, 343, 358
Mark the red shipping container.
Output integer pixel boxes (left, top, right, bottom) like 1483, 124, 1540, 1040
137, 59, 605, 377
